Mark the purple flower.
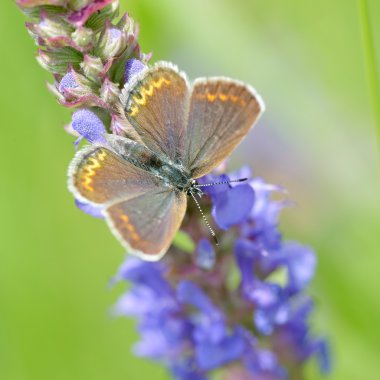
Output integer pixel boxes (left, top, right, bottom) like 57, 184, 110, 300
58, 72, 78, 94
114, 165, 330, 379
199, 174, 255, 229
71, 109, 107, 146
125, 58, 146, 83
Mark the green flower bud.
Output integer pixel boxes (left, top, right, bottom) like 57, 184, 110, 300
100, 77, 120, 104
94, 20, 129, 60
80, 55, 104, 83
36, 14, 73, 40
71, 27, 94, 49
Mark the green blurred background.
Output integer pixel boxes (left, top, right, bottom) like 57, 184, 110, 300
1, 0, 380, 379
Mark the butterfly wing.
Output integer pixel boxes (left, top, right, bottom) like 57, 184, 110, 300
184, 78, 264, 178
105, 190, 187, 260
68, 144, 163, 205
120, 62, 190, 162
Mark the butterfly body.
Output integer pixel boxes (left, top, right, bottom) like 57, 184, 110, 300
68, 61, 264, 260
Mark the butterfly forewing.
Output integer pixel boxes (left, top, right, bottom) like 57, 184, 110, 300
105, 190, 187, 260
185, 78, 264, 178
121, 62, 190, 162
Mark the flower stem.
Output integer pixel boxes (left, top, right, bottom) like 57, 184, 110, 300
358, 0, 380, 150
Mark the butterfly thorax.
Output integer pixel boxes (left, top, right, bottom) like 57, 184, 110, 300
158, 161, 192, 192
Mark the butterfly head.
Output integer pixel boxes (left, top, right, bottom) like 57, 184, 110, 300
186, 179, 204, 198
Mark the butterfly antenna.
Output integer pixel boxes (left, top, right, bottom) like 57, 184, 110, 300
195, 177, 248, 188
189, 192, 219, 245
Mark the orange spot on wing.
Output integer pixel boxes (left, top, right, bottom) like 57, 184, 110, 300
207, 93, 217, 102
128, 76, 171, 117
81, 150, 107, 192
120, 214, 140, 241
196, 92, 244, 105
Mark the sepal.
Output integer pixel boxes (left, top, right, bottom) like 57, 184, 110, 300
36, 47, 83, 74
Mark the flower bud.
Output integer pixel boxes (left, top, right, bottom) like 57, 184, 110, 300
95, 20, 129, 60
37, 12, 73, 40
58, 72, 78, 94
100, 77, 120, 104
80, 55, 104, 83
56, 67, 98, 106
71, 27, 94, 49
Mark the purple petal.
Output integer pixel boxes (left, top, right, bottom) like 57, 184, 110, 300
286, 244, 316, 294
244, 349, 287, 379
133, 329, 170, 359
177, 280, 226, 343
249, 282, 282, 308
212, 184, 255, 229
195, 239, 215, 270
272, 243, 317, 295
314, 339, 331, 374
228, 165, 252, 186
171, 361, 207, 380
254, 302, 290, 335
75, 199, 104, 218
125, 58, 145, 83
109, 27, 122, 40
58, 72, 78, 94
71, 109, 107, 145
177, 280, 218, 316
195, 330, 246, 371
118, 258, 174, 298
198, 174, 230, 197
114, 286, 156, 316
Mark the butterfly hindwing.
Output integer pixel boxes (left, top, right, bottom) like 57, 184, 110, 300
68, 144, 163, 205
105, 189, 187, 260
184, 78, 264, 178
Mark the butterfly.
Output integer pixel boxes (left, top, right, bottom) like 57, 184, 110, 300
68, 61, 264, 260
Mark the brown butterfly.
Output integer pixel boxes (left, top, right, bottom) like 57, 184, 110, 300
68, 61, 264, 260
